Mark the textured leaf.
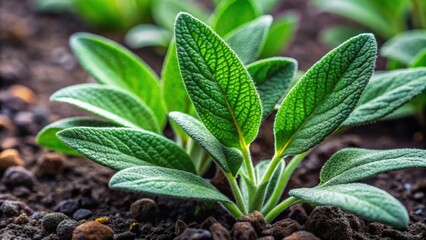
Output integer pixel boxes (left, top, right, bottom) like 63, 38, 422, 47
175, 13, 262, 148
210, 0, 259, 36
70, 33, 166, 126
248, 57, 297, 119
125, 24, 171, 48
36, 117, 115, 156
320, 148, 426, 186
57, 127, 196, 173
290, 183, 408, 228
381, 30, 426, 65
169, 112, 243, 175
51, 84, 160, 133
411, 49, 426, 68
260, 13, 298, 58
343, 68, 426, 126
225, 15, 272, 64
274, 34, 377, 156
110, 166, 230, 202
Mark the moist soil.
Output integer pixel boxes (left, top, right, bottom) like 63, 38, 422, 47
1, 0, 425, 239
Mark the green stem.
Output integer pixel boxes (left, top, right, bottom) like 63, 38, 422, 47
222, 202, 244, 218
262, 152, 308, 214
264, 197, 302, 222
198, 151, 212, 175
225, 172, 247, 214
241, 145, 256, 185
260, 153, 282, 186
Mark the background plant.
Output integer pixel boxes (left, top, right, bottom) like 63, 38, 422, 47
40, 13, 426, 229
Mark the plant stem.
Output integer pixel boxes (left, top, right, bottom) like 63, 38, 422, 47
260, 153, 282, 186
222, 202, 244, 218
264, 197, 301, 222
225, 173, 247, 214
241, 144, 256, 186
198, 151, 212, 175
262, 152, 308, 214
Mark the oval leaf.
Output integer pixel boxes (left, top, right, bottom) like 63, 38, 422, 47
51, 84, 160, 133
225, 15, 272, 64
175, 13, 262, 148
109, 166, 231, 203
36, 117, 116, 156
343, 68, 426, 126
320, 148, 426, 186
274, 34, 377, 157
290, 183, 408, 228
57, 127, 196, 173
248, 57, 297, 119
70, 33, 166, 126
169, 112, 243, 176
125, 24, 171, 48
381, 30, 426, 65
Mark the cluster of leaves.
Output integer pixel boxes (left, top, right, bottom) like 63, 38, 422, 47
38, 13, 426, 229
313, 0, 426, 47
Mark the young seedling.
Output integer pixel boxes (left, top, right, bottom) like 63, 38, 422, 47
45, 13, 426, 229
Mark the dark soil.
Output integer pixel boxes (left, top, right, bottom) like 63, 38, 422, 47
1, 0, 425, 239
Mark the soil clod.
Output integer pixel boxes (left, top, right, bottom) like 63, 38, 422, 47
232, 222, 257, 240
72, 221, 114, 240
57, 219, 79, 240
262, 218, 300, 239
175, 228, 212, 240
130, 198, 156, 221
283, 231, 320, 240
210, 223, 230, 240
2, 166, 35, 189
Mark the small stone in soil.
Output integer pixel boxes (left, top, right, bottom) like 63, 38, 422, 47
130, 198, 156, 221
175, 219, 188, 235
283, 231, 320, 240
114, 231, 136, 240
2, 166, 35, 189
36, 152, 66, 176
73, 209, 92, 221
238, 210, 267, 234
8, 84, 36, 104
1, 200, 33, 217
54, 199, 79, 215
14, 213, 30, 224
42, 212, 69, 233
258, 236, 274, 240
0, 115, 13, 131
57, 219, 79, 240
262, 218, 300, 238
0, 149, 24, 170
72, 221, 114, 240
232, 222, 257, 240
175, 228, 212, 240
30, 211, 47, 220
210, 223, 230, 240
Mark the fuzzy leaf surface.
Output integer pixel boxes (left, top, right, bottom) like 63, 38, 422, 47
290, 183, 408, 228
320, 148, 426, 186
225, 15, 272, 64
51, 84, 160, 133
36, 117, 116, 156
343, 68, 426, 126
109, 166, 230, 202
169, 112, 242, 175
175, 13, 262, 148
381, 30, 426, 65
70, 33, 166, 126
248, 57, 297, 119
57, 127, 196, 173
274, 34, 376, 157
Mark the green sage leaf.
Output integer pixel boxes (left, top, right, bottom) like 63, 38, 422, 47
410, 49, 426, 68
125, 24, 171, 48
343, 68, 426, 126
320, 148, 426, 186
36, 117, 116, 156
225, 15, 272, 64
70, 33, 166, 126
57, 127, 196, 173
381, 30, 426, 65
175, 13, 262, 148
290, 183, 408, 228
274, 34, 377, 157
51, 84, 160, 133
109, 166, 231, 202
248, 57, 297, 119
169, 112, 243, 176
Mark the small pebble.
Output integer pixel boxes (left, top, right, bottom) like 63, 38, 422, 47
73, 209, 92, 221
0, 149, 24, 170
54, 199, 79, 215
0, 115, 13, 130
14, 213, 30, 224
72, 221, 114, 240
30, 211, 47, 220
0, 200, 33, 217
175, 228, 212, 240
36, 153, 65, 176
8, 84, 36, 104
57, 219, 79, 240
232, 222, 256, 240
1, 137, 19, 150
129, 198, 156, 221
42, 212, 69, 233
114, 231, 136, 240
283, 231, 320, 240
175, 219, 188, 235
2, 166, 35, 189
210, 223, 230, 240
